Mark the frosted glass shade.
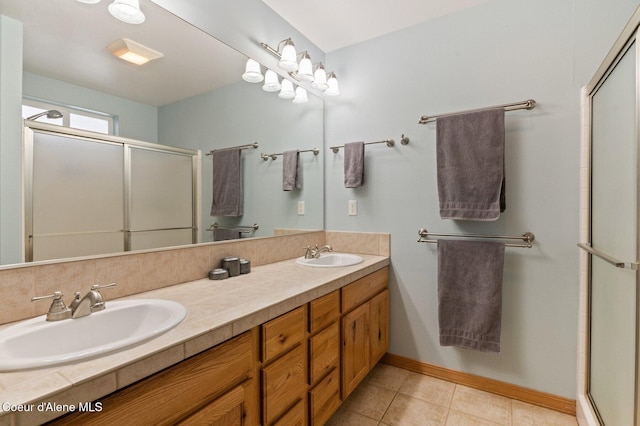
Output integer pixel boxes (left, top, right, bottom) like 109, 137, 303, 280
77, 0, 101, 3
292, 87, 309, 104
262, 70, 281, 92
278, 80, 295, 99
297, 54, 314, 81
325, 73, 340, 96
311, 65, 328, 90
242, 59, 264, 83
279, 42, 298, 71
108, 0, 145, 24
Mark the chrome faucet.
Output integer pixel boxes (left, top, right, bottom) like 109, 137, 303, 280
304, 244, 333, 259
31, 283, 116, 321
72, 283, 116, 319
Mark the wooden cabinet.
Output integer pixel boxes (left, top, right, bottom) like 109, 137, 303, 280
261, 306, 307, 425
341, 266, 389, 399
53, 329, 259, 426
309, 368, 341, 426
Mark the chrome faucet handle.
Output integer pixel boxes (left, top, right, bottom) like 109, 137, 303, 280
31, 291, 72, 321
91, 283, 117, 291
89, 283, 116, 311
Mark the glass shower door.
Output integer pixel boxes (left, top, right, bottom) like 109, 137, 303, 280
588, 35, 638, 425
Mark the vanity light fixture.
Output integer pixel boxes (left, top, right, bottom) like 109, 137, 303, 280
261, 38, 340, 97
242, 58, 264, 83
278, 79, 296, 99
292, 87, 309, 104
108, 0, 145, 24
107, 38, 163, 66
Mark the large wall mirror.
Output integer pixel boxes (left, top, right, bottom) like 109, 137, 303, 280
0, 0, 324, 266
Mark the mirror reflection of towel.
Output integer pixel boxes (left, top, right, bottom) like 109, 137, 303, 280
344, 141, 364, 188
210, 149, 243, 217
213, 228, 241, 241
283, 150, 302, 191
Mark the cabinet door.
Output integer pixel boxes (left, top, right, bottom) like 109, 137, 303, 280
369, 289, 389, 369
309, 322, 340, 385
342, 303, 370, 398
178, 385, 245, 425
262, 345, 306, 425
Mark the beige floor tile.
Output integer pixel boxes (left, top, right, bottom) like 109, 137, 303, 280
446, 410, 503, 425
326, 405, 379, 426
341, 382, 396, 421
398, 371, 456, 407
450, 385, 511, 425
512, 400, 578, 426
381, 393, 449, 426
364, 363, 411, 391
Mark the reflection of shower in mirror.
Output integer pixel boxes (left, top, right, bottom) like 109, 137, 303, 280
26, 110, 63, 121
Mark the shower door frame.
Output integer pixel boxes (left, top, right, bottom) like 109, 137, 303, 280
583, 9, 640, 425
23, 121, 201, 262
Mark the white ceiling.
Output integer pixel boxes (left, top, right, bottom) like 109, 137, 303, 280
261, 0, 497, 53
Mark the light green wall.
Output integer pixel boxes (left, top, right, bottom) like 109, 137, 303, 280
324, 0, 639, 399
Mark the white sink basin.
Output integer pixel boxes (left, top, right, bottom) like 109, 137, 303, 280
296, 253, 363, 268
0, 299, 187, 371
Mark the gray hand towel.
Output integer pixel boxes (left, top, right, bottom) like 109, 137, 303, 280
210, 149, 243, 217
213, 228, 241, 241
344, 141, 365, 188
283, 150, 302, 191
436, 108, 505, 221
437, 239, 505, 353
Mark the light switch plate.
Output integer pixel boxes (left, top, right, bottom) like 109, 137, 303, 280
348, 200, 357, 216
297, 201, 305, 215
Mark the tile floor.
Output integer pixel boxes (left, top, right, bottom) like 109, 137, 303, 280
326, 364, 578, 426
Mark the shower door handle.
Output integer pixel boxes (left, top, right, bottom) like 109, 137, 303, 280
577, 243, 639, 270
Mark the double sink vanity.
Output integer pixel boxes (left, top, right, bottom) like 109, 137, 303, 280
0, 231, 390, 425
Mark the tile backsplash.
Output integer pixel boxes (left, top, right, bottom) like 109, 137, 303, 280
0, 230, 389, 326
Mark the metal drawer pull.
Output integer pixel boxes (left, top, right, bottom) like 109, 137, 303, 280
577, 243, 639, 270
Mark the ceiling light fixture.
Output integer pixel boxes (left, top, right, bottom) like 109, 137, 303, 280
260, 38, 340, 98
107, 38, 163, 66
242, 58, 264, 83
108, 0, 146, 24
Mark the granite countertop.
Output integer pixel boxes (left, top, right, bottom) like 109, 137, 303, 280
0, 253, 389, 424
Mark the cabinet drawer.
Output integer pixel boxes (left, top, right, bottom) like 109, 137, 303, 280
272, 399, 305, 426
309, 322, 339, 385
309, 290, 340, 334
262, 306, 305, 363
262, 344, 306, 425
341, 267, 389, 313
309, 368, 341, 426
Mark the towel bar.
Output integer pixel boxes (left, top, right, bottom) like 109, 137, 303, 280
417, 228, 535, 248
330, 135, 409, 153
208, 223, 259, 233
206, 142, 259, 156
261, 147, 319, 161
418, 99, 536, 124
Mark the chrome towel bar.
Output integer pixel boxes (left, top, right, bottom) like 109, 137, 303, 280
261, 147, 319, 161
577, 243, 639, 270
418, 99, 536, 124
418, 228, 535, 248
208, 223, 259, 233
330, 134, 409, 153
206, 142, 259, 156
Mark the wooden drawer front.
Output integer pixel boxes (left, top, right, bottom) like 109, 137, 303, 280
341, 267, 389, 313
54, 330, 255, 426
369, 289, 390, 369
309, 368, 341, 426
178, 384, 245, 425
272, 399, 305, 426
309, 322, 340, 385
262, 306, 305, 363
262, 344, 306, 425
309, 290, 340, 334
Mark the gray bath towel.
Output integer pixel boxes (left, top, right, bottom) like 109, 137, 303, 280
344, 141, 365, 188
436, 108, 505, 221
437, 239, 505, 353
213, 228, 241, 241
210, 149, 243, 217
283, 150, 302, 191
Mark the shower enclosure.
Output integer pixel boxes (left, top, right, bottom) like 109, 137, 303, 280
580, 8, 640, 425
24, 123, 200, 262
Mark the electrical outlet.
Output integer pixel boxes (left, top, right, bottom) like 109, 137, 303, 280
297, 201, 305, 215
348, 200, 357, 216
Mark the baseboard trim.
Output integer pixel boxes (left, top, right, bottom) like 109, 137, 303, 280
381, 353, 576, 416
